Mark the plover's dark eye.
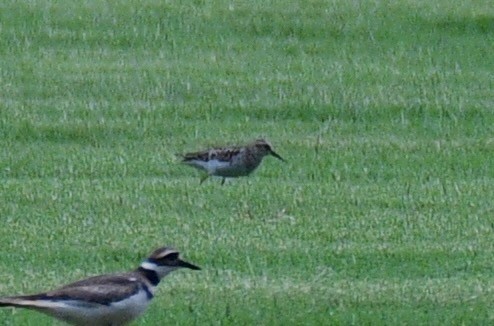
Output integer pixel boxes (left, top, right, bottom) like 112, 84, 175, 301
165, 252, 179, 261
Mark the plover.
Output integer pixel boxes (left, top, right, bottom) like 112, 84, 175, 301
181, 138, 285, 184
0, 247, 200, 325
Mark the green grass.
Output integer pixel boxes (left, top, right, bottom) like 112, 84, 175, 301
1, 0, 494, 324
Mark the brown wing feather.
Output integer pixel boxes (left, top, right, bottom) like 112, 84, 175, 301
1, 273, 144, 306
210, 147, 242, 161
182, 146, 242, 162
182, 150, 211, 162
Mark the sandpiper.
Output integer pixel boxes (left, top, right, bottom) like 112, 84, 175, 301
0, 247, 200, 326
180, 138, 285, 184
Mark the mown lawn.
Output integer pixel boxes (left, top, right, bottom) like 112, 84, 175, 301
0, 0, 493, 324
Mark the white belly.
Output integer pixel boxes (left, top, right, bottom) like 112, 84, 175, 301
186, 159, 232, 175
51, 291, 151, 326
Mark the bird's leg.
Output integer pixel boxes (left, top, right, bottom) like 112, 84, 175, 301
200, 174, 209, 184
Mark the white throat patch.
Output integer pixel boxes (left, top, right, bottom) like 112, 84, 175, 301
140, 261, 159, 272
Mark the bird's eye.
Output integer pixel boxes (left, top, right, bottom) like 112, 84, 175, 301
166, 252, 179, 261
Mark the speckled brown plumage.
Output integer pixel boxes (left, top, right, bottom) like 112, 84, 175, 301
181, 139, 285, 184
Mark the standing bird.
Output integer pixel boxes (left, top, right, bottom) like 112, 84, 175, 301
180, 138, 286, 185
0, 247, 200, 325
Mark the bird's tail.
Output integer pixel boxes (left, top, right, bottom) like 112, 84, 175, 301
0, 295, 60, 310
175, 152, 191, 163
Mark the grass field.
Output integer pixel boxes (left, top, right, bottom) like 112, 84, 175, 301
1, 0, 494, 324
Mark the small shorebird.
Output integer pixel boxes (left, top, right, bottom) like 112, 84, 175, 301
0, 247, 200, 325
180, 138, 285, 185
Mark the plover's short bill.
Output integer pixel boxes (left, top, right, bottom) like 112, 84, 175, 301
181, 138, 285, 185
0, 247, 200, 326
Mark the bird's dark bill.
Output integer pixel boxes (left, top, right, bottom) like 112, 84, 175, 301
178, 259, 201, 270
270, 151, 286, 162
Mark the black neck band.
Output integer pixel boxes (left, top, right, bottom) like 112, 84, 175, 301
137, 267, 160, 286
